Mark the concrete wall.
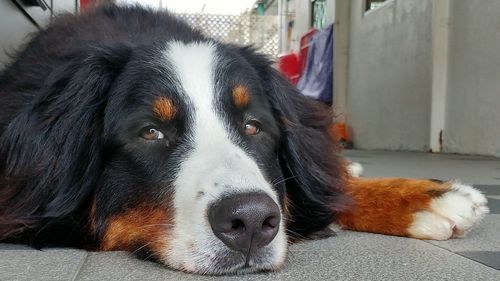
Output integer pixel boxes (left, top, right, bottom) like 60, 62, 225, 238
0, 1, 78, 69
0, 1, 39, 67
325, 0, 336, 23
444, 0, 500, 156
332, 0, 350, 122
290, 0, 312, 51
53, 0, 78, 14
346, 0, 433, 151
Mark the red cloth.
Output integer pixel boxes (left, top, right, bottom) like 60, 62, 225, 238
277, 29, 318, 86
277, 53, 301, 85
80, 0, 99, 11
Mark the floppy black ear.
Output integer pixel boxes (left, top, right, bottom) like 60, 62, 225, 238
0, 45, 131, 244
238, 47, 351, 239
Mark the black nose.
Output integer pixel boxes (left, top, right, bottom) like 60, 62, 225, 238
208, 192, 281, 254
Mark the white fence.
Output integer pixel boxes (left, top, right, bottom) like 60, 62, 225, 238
176, 13, 280, 57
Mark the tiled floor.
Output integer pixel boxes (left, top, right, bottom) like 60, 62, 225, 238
1, 150, 499, 280
346, 150, 500, 273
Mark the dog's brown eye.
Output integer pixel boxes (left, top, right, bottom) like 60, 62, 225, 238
245, 120, 261, 136
141, 127, 164, 140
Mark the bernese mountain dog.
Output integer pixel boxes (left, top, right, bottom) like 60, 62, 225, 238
0, 5, 489, 275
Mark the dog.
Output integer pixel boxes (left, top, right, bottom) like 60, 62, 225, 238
0, 5, 489, 275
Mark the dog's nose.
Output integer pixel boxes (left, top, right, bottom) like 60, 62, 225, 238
208, 192, 281, 254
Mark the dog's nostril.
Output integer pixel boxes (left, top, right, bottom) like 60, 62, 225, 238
208, 192, 281, 254
263, 216, 279, 230
231, 219, 245, 232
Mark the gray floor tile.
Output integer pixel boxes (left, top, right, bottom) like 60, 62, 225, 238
426, 215, 500, 252
75, 233, 500, 281
486, 198, 500, 214
475, 185, 500, 196
75, 251, 272, 281
283, 233, 500, 280
345, 150, 500, 185
489, 195, 500, 201
0, 248, 88, 281
457, 251, 500, 271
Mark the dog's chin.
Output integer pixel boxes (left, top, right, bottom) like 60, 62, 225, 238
163, 245, 287, 275
176, 257, 284, 275
182, 261, 282, 276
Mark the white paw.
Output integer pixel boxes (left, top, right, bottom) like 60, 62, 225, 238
408, 182, 489, 240
347, 161, 363, 177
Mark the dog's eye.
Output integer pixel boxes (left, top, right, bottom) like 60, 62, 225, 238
141, 127, 164, 140
245, 120, 261, 136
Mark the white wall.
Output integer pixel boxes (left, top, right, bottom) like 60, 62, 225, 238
345, 0, 500, 156
325, 0, 336, 22
332, 0, 350, 122
346, 0, 433, 151
444, 0, 500, 156
290, 0, 312, 52
0, 1, 77, 68
53, 0, 78, 14
0, 1, 39, 67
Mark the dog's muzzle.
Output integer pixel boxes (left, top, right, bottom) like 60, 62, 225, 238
208, 192, 281, 264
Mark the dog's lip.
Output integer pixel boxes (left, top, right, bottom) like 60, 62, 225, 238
178, 249, 279, 275
189, 263, 269, 276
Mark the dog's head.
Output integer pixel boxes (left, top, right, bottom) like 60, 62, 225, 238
0, 12, 348, 275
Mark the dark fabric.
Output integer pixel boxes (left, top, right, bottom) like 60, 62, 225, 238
297, 24, 334, 104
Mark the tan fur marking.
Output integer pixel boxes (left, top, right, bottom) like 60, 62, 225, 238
88, 197, 97, 234
153, 97, 176, 121
336, 178, 451, 237
101, 204, 171, 256
232, 85, 250, 107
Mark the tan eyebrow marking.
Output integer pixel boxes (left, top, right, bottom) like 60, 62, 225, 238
153, 97, 176, 121
232, 85, 251, 108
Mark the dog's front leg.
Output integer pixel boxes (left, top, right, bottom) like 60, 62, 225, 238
336, 178, 489, 240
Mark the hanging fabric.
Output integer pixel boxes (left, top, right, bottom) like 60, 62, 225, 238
297, 24, 333, 104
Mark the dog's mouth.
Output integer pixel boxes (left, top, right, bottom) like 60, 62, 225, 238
174, 244, 286, 275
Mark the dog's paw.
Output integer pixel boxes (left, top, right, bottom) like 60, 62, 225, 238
408, 182, 489, 240
347, 161, 363, 177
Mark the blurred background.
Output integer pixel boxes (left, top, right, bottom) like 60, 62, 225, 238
1, 0, 500, 157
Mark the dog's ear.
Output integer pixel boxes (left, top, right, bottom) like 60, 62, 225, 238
0, 44, 131, 243
238, 47, 351, 239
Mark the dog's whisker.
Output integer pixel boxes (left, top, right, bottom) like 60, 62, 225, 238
270, 176, 284, 185
139, 223, 174, 228
272, 175, 297, 187
131, 241, 156, 256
